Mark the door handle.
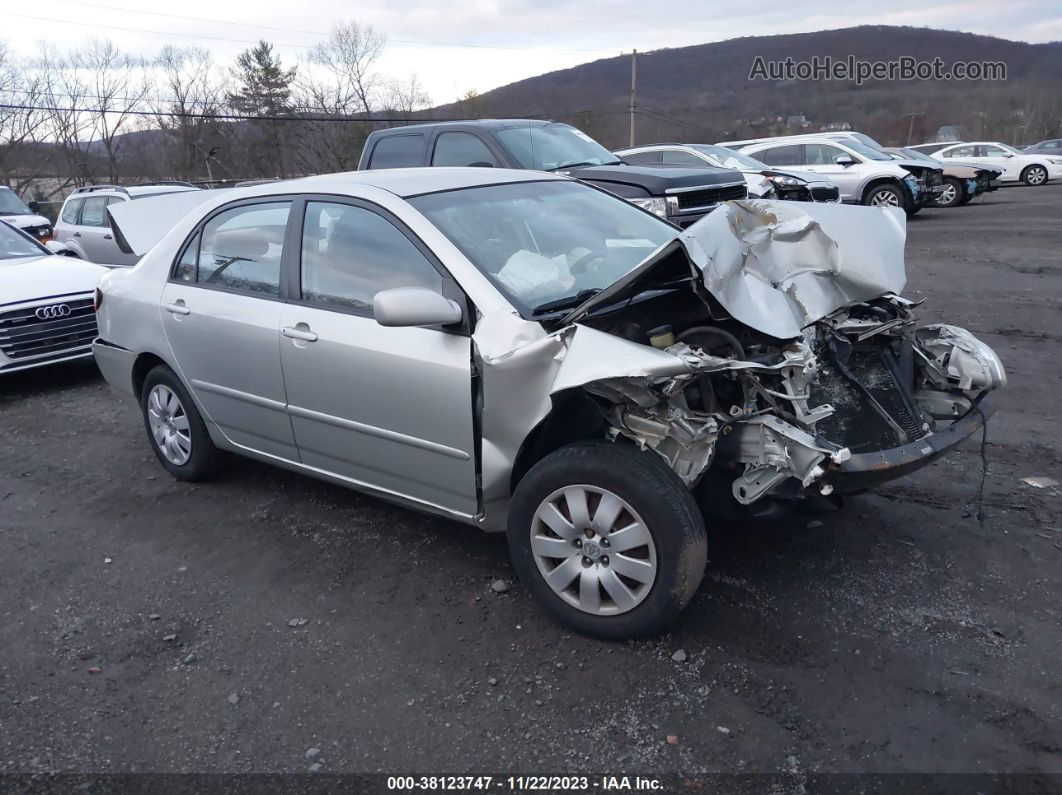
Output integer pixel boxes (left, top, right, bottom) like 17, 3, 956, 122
73, 232, 82, 237
282, 326, 318, 342
164, 301, 190, 316
103, 234, 113, 240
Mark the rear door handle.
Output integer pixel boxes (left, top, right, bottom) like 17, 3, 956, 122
73, 232, 82, 237
282, 326, 318, 342
164, 302, 190, 316
103, 234, 112, 240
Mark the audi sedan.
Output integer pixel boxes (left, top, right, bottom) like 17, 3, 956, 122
1, 220, 107, 374
94, 169, 1005, 638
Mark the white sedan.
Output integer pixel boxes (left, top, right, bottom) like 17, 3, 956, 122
913, 141, 1062, 185
0, 221, 107, 374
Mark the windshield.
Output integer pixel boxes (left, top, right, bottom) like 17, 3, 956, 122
410, 180, 676, 315
896, 148, 937, 164
0, 221, 48, 260
844, 141, 892, 161
849, 132, 884, 148
997, 143, 1024, 155
691, 144, 767, 170
495, 123, 622, 171
0, 190, 33, 215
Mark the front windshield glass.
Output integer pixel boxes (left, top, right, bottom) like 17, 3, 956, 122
998, 143, 1024, 155
897, 148, 936, 163
0, 190, 33, 215
0, 222, 47, 260
691, 144, 767, 170
409, 180, 676, 315
850, 132, 884, 148
844, 140, 892, 161
495, 123, 622, 171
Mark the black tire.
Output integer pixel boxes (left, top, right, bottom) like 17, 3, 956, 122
933, 177, 964, 208
863, 183, 906, 212
140, 365, 222, 481
957, 193, 974, 205
1021, 165, 1048, 186
507, 441, 707, 640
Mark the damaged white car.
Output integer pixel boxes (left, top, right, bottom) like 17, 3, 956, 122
92, 169, 1005, 638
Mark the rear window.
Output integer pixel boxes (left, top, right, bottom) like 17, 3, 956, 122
368, 134, 425, 169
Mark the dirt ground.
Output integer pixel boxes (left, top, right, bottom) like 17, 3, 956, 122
1, 184, 1060, 784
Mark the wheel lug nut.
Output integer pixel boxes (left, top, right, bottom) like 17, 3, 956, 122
601, 556, 609, 566
574, 539, 582, 547
601, 538, 609, 547
582, 557, 592, 567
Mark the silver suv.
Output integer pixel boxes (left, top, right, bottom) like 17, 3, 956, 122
54, 182, 200, 265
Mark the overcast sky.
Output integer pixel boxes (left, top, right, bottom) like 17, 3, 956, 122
5, 0, 1061, 104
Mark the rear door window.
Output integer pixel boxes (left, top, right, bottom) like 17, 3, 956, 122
431, 132, 500, 167
368, 134, 425, 168
61, 198, 83, 224
757, 145, 802, 166
79, 196, 109, 227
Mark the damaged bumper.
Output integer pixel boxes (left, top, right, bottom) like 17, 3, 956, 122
823, 400, 992, 494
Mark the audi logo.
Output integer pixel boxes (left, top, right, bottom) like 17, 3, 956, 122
35, 304, 72, 320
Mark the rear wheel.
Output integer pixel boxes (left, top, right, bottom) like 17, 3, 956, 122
141, 365, 222, 481
507, 441, 707, 639
934, 177, 964, 208
1022, 165, 1048, 186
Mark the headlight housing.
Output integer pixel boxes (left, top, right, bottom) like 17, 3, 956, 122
629, 196, 668, 218
767, 174, 803, 187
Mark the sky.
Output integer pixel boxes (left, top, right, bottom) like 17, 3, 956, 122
4, 0, 1061, 105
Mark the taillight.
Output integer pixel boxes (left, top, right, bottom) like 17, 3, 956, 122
93, 287, 103, 312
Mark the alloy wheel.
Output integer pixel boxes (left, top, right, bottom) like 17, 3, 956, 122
147, 384, 192, 466
530, 485, 657, 616
938, 183, 957, 205
869, 190, 901, 207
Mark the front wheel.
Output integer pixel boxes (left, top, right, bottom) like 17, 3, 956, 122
141, 365, 222, 481
934, 177, 964, 208
864, 183, 905, 210
1022, 165, 1048, 186
507, 441, 707, 639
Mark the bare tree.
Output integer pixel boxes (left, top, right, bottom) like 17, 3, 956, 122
34, 43, 97, 188
0, 41, 52, 192
153, 45, 226, 181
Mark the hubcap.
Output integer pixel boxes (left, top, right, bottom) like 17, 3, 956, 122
147, 384, 192, 466
870, 190, 900, 207
1028, 168, 1046, 185
530, 485, 657, 616
939, 184, 957, 204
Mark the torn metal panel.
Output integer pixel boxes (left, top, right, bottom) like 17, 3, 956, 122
914, 324, 1007, 391
681, 199, 907, 339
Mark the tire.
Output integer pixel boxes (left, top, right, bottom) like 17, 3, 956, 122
140, 365, 222, 481
507, 441, 708, 639
933, 177, 964, 208
1021, 165, 1048, 186
863, 183, 905, 211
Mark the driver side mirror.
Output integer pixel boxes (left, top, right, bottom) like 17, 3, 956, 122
1002, 152, 1014, 158
373, 287, 463, 328
44, 240, 70, 255
835, 155, 855, 166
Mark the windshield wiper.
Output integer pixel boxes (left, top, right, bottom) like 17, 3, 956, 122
531, 288, 601, 315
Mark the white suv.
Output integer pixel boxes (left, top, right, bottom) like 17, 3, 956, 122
908, 142, 1062, 186
53, 182, 201, 265
730, 136, 940, 215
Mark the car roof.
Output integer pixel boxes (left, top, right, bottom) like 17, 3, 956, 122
272, 167, 566, 198
371, 119, 551, 134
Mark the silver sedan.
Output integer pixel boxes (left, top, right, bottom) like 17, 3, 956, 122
93, 168, 1004, 638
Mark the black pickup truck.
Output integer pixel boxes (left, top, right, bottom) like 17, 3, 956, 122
357, 120, 747, 228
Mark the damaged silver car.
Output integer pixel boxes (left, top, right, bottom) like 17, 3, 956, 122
92, 169, 1005, 639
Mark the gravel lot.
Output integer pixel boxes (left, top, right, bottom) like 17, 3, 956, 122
1, 185, 1060, 781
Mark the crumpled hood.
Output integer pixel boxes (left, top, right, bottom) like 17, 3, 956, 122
0, 256, 108, 305
563, 199, 908, 340
683, 200, 907, 339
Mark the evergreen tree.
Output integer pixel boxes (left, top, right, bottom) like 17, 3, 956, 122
227, 41, 297, 176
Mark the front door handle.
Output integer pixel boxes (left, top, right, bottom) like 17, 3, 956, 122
282, 325, 318, 342
73, 231, 82, 237
164, 301, 190, 316
103, 234, 113, 240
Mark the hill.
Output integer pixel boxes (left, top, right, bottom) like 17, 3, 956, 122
433, 26, 1062, 148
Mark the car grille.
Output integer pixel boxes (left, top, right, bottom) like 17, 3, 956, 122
672, 183, 747, 212
811, 185, 840, 202
0, 297, 97, 362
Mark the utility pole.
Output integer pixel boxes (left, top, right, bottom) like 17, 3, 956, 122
629, 49, 637, 147
903, 112, 925, 145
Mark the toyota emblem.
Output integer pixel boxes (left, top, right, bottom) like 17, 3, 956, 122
35, 304, 72, 320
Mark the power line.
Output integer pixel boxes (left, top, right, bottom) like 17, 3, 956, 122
16, 5, 618, 54
637, 106, 716, 135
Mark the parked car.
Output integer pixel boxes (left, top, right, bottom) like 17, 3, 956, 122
0, 186, 53, 242
54, 182, 201, 264
615, 143, 841, 202
0, 220, 106, 375
908, 142, 1062, 186
1021, 139, 1062, 156
94, 169, 1005, 638
719, 130, 886, 151
729, 136, 943, 215
357, 120, 747, 228
882, 147, 1000, 207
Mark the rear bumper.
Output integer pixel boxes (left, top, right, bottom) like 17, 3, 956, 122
822, 401, 992, 494
92, 338, 137, 399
